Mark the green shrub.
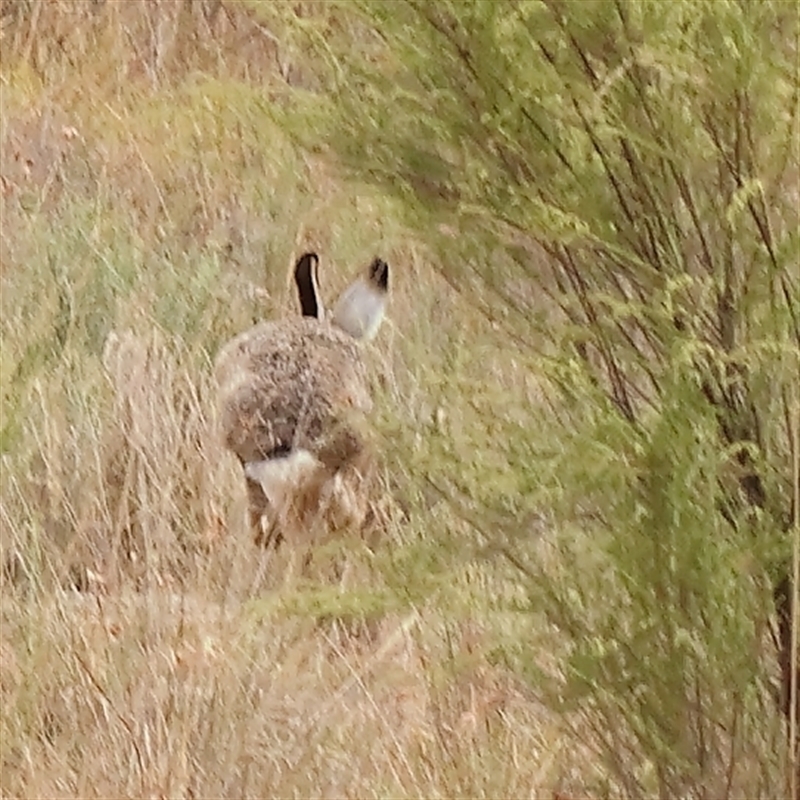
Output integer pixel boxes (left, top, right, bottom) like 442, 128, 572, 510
281, 1, 800, 795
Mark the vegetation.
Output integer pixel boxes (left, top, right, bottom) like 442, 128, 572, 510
278, 1, 800, 795
1, 1, 797, 798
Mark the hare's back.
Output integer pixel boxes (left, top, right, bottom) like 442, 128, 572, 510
216, 318, 368, 398
215, 318, 372, 464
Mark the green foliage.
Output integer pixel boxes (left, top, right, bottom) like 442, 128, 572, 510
280, 0, 799, 795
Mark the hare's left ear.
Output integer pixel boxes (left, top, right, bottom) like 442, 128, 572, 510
331, 257, 390, 341
294, 252, 324, 319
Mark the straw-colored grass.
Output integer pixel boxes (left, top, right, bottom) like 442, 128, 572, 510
0, 3, 601, 797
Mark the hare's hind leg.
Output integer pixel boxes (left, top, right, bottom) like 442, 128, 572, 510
245, 476, 283, 549
244, 450, 321, 549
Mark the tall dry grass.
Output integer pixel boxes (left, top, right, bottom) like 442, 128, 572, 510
0, 3, 599, 797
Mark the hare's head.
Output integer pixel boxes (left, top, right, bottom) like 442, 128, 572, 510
292, 251, 390, 342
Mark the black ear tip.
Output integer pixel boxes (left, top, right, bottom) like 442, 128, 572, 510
295, 251, 322, 318
295, 252, 320, 281
370, 257, 389, 290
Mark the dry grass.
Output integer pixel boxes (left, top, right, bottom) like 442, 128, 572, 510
1, 585, 581, 799
0, 2, 602, 798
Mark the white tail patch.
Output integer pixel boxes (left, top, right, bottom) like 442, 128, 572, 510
244, 449, 321, 509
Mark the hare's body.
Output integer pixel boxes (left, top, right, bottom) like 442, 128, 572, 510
215, 253, 388, 547
216, 317, 372, 464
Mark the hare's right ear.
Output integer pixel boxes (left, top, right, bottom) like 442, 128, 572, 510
294, 252, 323, 318
331, 257, 390, 341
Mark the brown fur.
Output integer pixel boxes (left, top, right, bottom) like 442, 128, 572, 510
215, 315, 379, 546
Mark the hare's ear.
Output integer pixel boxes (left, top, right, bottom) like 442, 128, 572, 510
294, 252, 323, 319
367, 256, 389, 293
331, 257, 389, 341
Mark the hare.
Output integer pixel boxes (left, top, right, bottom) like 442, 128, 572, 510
215, 252, 389, 549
